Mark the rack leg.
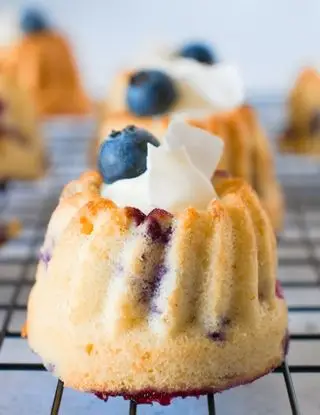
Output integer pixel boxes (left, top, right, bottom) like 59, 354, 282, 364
129, 400, 137, 415
207, 393, 216, 415
282, 361, 301, 415
50, 380, 64, 415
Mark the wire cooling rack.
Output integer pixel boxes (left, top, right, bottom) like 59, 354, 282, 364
49, 361, 300, 415
0, 113, 320, 414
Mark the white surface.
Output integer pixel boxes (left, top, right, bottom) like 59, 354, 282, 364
3, 0, 320, 98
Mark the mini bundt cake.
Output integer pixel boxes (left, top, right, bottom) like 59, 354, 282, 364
92, 60, 283, 231
0, 73, 46, 180
90, 58, 244, 160
3, 8, 91, 116
27, 122, 288, 403
279, 67, 320, 155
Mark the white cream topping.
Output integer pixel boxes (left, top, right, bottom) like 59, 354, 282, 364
101, 120, 224, 214
0, 10, 20, 47
132, 55, 245, 114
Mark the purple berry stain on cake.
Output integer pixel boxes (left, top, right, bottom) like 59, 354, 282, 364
150, 302, 162, 315
275, 280, 284, 299
146, 209, 173, 244
124, 208, 173, 242
149, 264, 168, 313
207, 317, 231, 342
94, 330, 289, 406
39, 249, 52, 268
94, 355, 286, 405
114, 262, 124, 275
140, 264, 167, 310
207, 331, 226, 342
148, 208, 173, 222
138, 210, 173, 311
125, 208, 172, 314
146, 218, 165, 243
125, 207, 146, 226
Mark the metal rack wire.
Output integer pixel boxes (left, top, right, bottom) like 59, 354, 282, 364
0, 133, 320, 414
48, 361, 302, 415
1, 182, 319, 414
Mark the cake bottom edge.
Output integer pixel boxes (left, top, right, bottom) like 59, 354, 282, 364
93, 359, 285, 405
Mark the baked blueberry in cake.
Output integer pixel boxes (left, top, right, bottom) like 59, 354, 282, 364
1, 7, 91, 116
279, 67, 320, 155
92, 58, 284, 231
26, 121, 288, 404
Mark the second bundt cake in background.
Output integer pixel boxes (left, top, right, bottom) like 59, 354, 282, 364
3, 8, 91, 117
0, 72, 46, 180
279, 67, 320, 155
92, 56, 284, 231
191, 104, 284, 231
26, 122, 288, 403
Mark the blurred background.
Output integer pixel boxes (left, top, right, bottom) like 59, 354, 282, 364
3, 0, 320, 98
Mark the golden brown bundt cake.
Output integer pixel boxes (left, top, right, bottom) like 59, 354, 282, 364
198, 105, 284, 231
93, 95, 283, 231
2, 8, 91, 117
9, 33, 91, 116
90, 60, 244, 165
92, 57, 284, 231
279, 67, 320, 155
0, 73, 46, 180
26, 123, 288, 403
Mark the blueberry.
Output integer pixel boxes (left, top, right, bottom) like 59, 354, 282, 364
20, 8, 49, 34
98, 126, 160, 184
126, 70, 178, 117
178, 42, 217, 65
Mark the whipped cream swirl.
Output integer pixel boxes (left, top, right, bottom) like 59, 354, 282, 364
101, 120, 224, 213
